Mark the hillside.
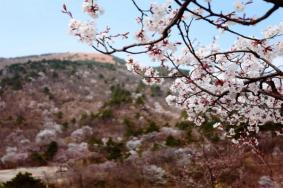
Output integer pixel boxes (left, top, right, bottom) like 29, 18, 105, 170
0, 53, 283, 187
0, 52, 117, 70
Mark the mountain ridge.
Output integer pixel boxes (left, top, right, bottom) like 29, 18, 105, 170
0, 52, 118, 70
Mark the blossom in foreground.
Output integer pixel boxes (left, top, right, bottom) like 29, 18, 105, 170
82, 0, 104, 19
234, 1, 245, 12
69, 19, 96, 45
64, 0, 283, 144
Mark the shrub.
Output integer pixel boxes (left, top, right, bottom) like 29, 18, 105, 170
135, 95, 145, 105
91, 108, 114, 120
175, 120, 198, 143
52, 71, 58, 79
48, 60, 68, 70
30, 142, 58, 165
124, 118, 143, 137
88, 137, 103, 146
44, 141, 58, 160
28, 61, 44, 71
42, 87, 54, 99
62, 122, 69, 130
7, 64, 26, 74
26, 71, 40, 81
106, 145, 123, 160
180, 110, 188, 120
200, 118, 220, 142
152, 143, 162, 151
55, 111, 63, 119
88, 137, 103, 153
1, 75, 23, 90
99, 108, 113, 119
42, 87, 50, 95
175, 121, 192, 130
79, 112, 89, 121
30, 152, 47, 166
134, 112, 140, 119
98, 73, 104, 79
105, 138, 124, 160
3, 172, 46, 188
201, 120, 214, 133
71, 118, 76, 124
218, 169, 240, 185
145, 121, 159, 133
109, 85, 132, 105
165, 136, 181, 147
94, 61, 115, 70
15, 115, 25, 125
69, 67, 77, 75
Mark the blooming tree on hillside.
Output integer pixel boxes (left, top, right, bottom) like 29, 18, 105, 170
63, 0, 283, 144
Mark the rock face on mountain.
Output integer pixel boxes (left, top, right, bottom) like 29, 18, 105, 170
0, 53, 283, 188
0, 52, 116, 70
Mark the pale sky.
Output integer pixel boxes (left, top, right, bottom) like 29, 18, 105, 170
0, 0, 283, 63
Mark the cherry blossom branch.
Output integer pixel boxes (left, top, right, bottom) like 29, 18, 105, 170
92, 0, 193, 55
193, 0, 280, 26
65, 0, 283, 144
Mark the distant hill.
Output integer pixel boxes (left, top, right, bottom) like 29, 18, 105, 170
0, 52, 121, 70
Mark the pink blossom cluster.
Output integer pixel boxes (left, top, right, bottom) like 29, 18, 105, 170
126, 58, 164, 85
69, 19, 96, 45
82, 0, 103, 19
65, 0, 283, 143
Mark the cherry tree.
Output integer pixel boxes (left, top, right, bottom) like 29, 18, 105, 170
63, 0, 283, 144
